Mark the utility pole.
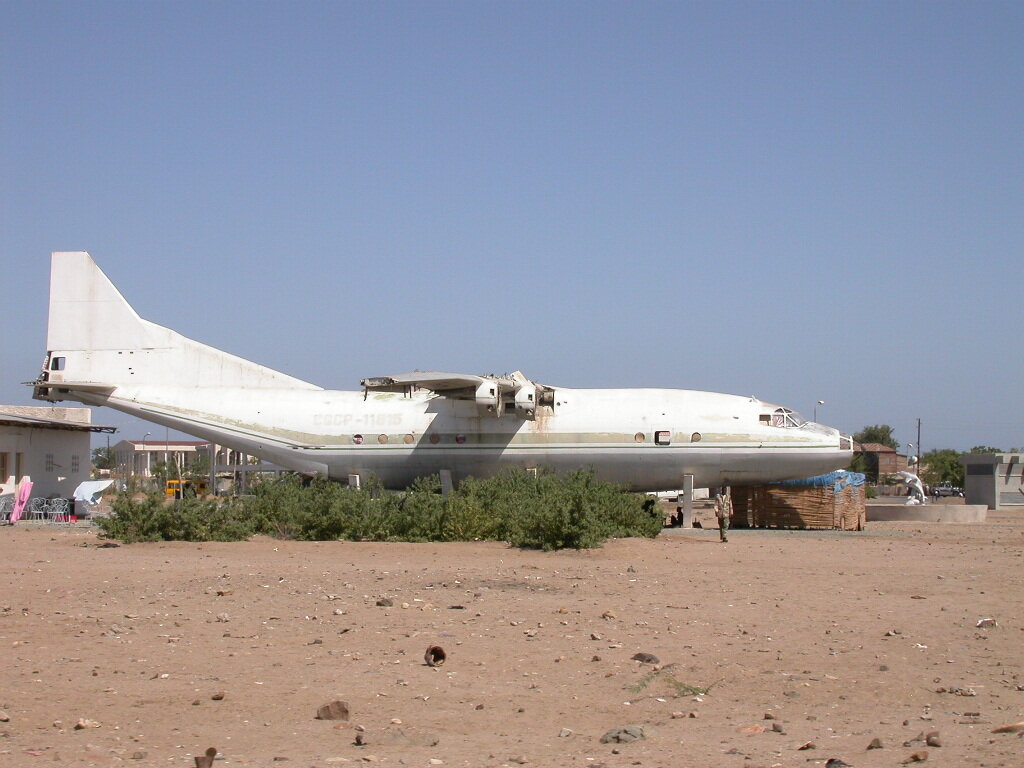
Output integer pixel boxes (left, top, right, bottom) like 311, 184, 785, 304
917, 418, 922, 471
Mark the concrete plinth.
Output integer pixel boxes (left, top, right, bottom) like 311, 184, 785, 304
867, 504, 987, 523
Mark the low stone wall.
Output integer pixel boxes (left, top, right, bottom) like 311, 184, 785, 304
866, 503, 987, 523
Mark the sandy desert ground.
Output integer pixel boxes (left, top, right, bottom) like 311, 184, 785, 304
1, 511, 1022, 768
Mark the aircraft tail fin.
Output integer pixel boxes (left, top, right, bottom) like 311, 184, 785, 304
38, 251, 320, 396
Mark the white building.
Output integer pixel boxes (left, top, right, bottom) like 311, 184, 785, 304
962, 452, 1024, 510
0, 406, 115, 502
112, 439, 283, 493
112, 439, 212, 479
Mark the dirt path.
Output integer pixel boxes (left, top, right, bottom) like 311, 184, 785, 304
1, 515, 1022, 767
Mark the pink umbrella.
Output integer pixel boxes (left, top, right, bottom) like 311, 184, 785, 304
10, 481, 33, 524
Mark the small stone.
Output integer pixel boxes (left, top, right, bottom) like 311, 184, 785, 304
600, 725, 646, 744
797, 741, 816, 750
508, 756, 527, 764
215, 613, 230, 622
671, 712, 685, 719
316, 701, 350, 721
763, 713, 775, 720
194, 747, 218, 768
424, 645, 446, 667
192, 699, 201, 706
429, 761, 444, 766
0, 711, 8, 722
991, 721, 1024, 734
902, 750, 928, 763
824, 760, 852, 768
590, 632, 602, 641
212, 691, 225, 700
867, 737, 884, 749
74, 718, 101, 730
376, 598, 393, 607
925, 731, 941, 747
631, 652, 659, 665
772, 722, 785, 733
130, 751, 147, 760
559, 728, 573, 738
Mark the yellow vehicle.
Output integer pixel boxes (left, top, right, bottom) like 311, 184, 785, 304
165, 479, 209, 499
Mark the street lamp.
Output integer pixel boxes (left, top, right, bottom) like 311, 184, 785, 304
814, 400, 825, 422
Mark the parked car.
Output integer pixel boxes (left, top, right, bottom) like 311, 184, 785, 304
932, 486, 964, 497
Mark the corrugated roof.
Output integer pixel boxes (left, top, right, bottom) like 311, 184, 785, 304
0, 413, 116, 433
855, 442, 898, 453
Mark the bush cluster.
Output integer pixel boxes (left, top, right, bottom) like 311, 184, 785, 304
96, 469, 662, 549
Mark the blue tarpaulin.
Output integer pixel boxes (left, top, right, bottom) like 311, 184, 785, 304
771, 470, 866, 494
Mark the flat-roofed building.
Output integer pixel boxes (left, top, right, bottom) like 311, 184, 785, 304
854, 442, 911, 482
961, 453, 1024, 510
112, 439, 210, 479
0, 406, 115, 502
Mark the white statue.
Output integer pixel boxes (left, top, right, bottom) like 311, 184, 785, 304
897, 470, 927, 505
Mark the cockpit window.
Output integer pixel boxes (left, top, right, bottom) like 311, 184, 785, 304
770, 407, 805, 428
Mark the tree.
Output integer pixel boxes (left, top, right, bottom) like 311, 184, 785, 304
970, 446, 1003, 454
92, 446, 115, 470
919, 449, 964, 487
185, 454, 211, 483
853, 425, 899, 449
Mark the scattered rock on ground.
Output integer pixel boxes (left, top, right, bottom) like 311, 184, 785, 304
316, 701, 350, 721
630, 652, 659, 664
600, 725, 646, 744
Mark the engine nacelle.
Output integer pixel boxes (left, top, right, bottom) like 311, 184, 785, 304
475, 381, 504, 417
513, 384, 536, 420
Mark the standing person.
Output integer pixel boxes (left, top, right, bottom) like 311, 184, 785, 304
714, 486, 732, 543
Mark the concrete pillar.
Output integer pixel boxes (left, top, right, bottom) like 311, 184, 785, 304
679, 474, 695, 528
439, 469, 454, 497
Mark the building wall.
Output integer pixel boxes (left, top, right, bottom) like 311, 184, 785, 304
962, 453, 1024, 510
0, 424, 92, 500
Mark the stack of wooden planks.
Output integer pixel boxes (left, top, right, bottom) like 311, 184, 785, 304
732, 480, 865, 531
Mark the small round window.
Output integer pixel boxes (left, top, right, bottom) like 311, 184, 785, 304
691, 432, 702, 442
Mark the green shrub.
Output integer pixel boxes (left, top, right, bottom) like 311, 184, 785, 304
96, 469, 661, 549
96, 493, 255, 543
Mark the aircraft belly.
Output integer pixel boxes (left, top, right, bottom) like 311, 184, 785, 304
319, 443, 850, 492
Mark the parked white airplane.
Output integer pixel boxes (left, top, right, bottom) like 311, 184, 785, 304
33, 252, 852, 490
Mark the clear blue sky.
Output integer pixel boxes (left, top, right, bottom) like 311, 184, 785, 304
2, 1, 1021, 454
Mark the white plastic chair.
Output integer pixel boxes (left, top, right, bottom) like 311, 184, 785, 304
47, 497, 72, 525
27, 498, 48, 521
